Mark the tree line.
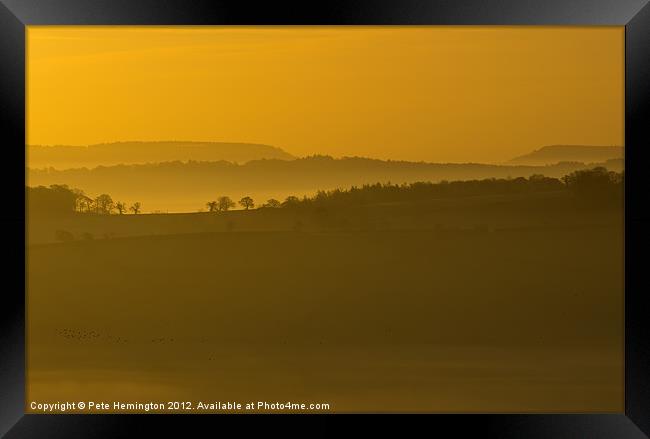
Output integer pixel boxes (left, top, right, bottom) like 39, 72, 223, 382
28, 185, 141, 217
27, 167, 622, 217
205, 167, 623, 212
205, 196, 276, 212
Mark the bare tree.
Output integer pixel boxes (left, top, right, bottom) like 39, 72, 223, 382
206, 201, 218, 212
115, 201, 127, 215
217, 196, 235, 212
72, 189, 89, 213
76, 194, 94, 213
129, 202, 141, 214
95, 194, 114, 214
239, 196, 254, 210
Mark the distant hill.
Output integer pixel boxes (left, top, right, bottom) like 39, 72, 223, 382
27, 141, 296, 169
28, 155, 623, 213
509, 145, 623, 165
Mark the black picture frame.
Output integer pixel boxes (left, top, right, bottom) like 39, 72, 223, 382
1, 1, 649, 437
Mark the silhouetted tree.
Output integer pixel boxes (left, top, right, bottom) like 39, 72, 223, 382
282, 196, 300, 208
115, 201, 127, 215
76, 194, 94, 213
27, 184, 78, 217
562, 167, 622, 204
239, 196, 254, 210
72, 189, 91, 213
206, 201, 218, 212
130, 202, 141, 214
263, 198, 281, 208
94, 194, 114, 215
217, 196, 235, 212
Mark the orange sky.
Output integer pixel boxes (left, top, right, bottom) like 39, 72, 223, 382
27, 26, 624, 163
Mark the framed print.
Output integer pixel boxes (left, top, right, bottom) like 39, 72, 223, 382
1, 0, 649, 437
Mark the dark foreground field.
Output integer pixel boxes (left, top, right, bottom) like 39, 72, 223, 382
27, 222, 623, 412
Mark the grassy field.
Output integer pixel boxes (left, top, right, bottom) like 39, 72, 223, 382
28, 191, 620, 244
27, 216, 623, 412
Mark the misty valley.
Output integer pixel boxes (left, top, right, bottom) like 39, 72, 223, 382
26, 152, 624, 412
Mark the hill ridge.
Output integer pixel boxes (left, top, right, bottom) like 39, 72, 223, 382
509, 145, 623, 165
27, 141, 296, 168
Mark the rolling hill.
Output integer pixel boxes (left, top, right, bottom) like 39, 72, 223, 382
509, 145, 623, 165
27, 155, 623, 213
27, 141, 296, 169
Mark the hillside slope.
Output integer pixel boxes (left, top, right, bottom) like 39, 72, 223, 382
509, 145, 623, 165
28, 141, 296, 168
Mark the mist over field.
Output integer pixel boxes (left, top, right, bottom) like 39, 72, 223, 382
27, 144, 623, 213
27, 162, 624, 412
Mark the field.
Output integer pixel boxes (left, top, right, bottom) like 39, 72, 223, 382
27, 203, 623, 412
28, 191, 618, 244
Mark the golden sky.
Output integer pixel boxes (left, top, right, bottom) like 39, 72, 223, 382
27, 26, 623, 163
